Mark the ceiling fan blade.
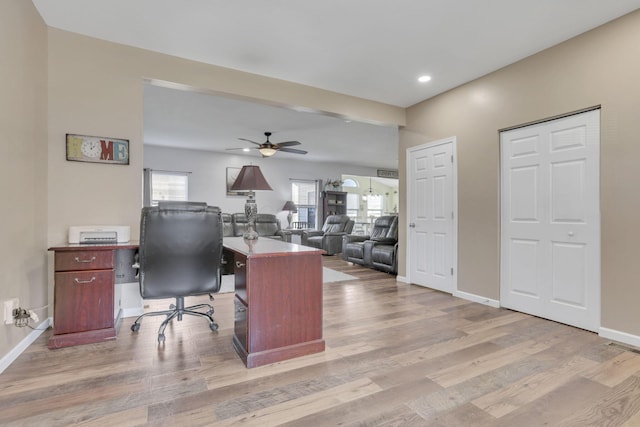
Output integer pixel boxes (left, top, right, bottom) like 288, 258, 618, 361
225, 147, 257, 151
238, 138, 262, 146
279, 147, 308, 155
275, 140, 301, 147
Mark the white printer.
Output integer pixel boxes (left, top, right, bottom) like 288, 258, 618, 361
68, 225, 131, 244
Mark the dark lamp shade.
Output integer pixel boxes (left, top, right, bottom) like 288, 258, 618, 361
230, 165, 273, 191
282, 200, 297, 212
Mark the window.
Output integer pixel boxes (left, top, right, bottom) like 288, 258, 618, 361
150, 171, 189, 206
366, 194, 383, 220
342, 178, 358, 188
291, 180, 318, 229
346, 193, 360, 220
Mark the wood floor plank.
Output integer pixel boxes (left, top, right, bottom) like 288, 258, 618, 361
427, 339, 552, 387
277, 377, 440, 426
407, 356, 549, 421
621, 409, 640, 427
582, 350, 640, 387
458, 311, 530, 334
493, 376, 610, 427
390, 328, 508, 367
74, 406, 148, 427
471, 355, 598, 418
557, 375, 640, 427
209, 378, 383, 426
428, 402, 498, 427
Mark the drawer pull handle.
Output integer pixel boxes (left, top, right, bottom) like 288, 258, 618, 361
74, 277, 96, 284
74, 256, 96, 263
235, 261, 245, 268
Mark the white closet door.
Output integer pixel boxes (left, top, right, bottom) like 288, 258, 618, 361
500, 109, 600, 331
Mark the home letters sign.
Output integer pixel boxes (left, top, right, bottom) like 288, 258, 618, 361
66, 133, 130, 165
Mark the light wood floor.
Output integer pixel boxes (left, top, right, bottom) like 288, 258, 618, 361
3, 257, 640, 426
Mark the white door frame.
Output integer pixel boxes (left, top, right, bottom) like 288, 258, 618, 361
405, 136, 458, 293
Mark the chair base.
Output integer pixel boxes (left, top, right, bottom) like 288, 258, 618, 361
130, 295, 218, 343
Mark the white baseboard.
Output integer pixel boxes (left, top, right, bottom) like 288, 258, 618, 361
396, 275, 409, 283
453, 290, 501, 308
0, 317, 52, 374
599, 327, 640, 349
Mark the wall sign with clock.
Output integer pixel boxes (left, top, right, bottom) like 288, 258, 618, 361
66, 133, 129, 165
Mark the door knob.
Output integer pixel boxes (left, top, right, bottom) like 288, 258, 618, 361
568, 231, 574, 237
409, 223, 416, 228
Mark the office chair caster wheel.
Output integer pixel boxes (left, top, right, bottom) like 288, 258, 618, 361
158, 333, 165, 343
209, 322, 219, 331
131, 323, 140, 332
207, 309, 214, 316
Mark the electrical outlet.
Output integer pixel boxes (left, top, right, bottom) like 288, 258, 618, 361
3, 298, 19, 325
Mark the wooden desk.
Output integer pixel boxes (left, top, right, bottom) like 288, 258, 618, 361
224, 237, 325, 368
48, 242, 138, 349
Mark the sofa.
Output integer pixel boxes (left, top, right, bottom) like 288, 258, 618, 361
342, 215, 398, 274
231, 213, 287, 240
222, 213, 234, 237
301, 214, 354, 255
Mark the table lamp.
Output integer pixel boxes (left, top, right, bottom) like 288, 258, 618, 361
230, 165, 273, 240
282, 200, 297, 229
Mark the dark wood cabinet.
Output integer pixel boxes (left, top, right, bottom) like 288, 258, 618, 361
322, 190, 347, 222
48, 243, 137, 349
224, 237, 325, 368
53, 269, 114, 334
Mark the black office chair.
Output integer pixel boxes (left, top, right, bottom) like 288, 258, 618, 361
131, 201, 223, 343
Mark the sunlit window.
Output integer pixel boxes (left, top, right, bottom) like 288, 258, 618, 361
151, 171, 188, 206
366, 194, 383, 220
291, 180, 318, 229
342, 178, 358, 188
346, 193, 359, 220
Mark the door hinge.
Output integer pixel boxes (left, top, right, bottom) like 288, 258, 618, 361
451, 155, 453, 163
451, 267, 454, 276
451, 211, 454, 220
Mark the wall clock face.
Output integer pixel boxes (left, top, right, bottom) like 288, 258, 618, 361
81, 141, 101, 158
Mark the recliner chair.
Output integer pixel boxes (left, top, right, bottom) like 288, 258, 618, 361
301, 214, 355, 255
343, 215, 398, 274
131, 201, 224, 343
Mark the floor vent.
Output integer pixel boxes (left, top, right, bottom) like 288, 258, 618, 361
607, 342, 640, 354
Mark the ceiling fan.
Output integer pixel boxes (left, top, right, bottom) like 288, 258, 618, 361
227, 131, 308, 157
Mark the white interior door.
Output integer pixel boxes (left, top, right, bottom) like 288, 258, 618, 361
407, 138, 456, 293
500, 109, 600, 331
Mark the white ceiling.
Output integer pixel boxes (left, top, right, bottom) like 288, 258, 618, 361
143, 83, 400, 169
33, 1, 640, 169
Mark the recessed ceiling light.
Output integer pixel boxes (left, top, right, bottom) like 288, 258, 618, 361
242, 148, 250, 152
418, 75, 432, 83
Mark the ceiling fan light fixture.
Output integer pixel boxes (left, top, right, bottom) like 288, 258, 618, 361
259, 147, 277, 157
